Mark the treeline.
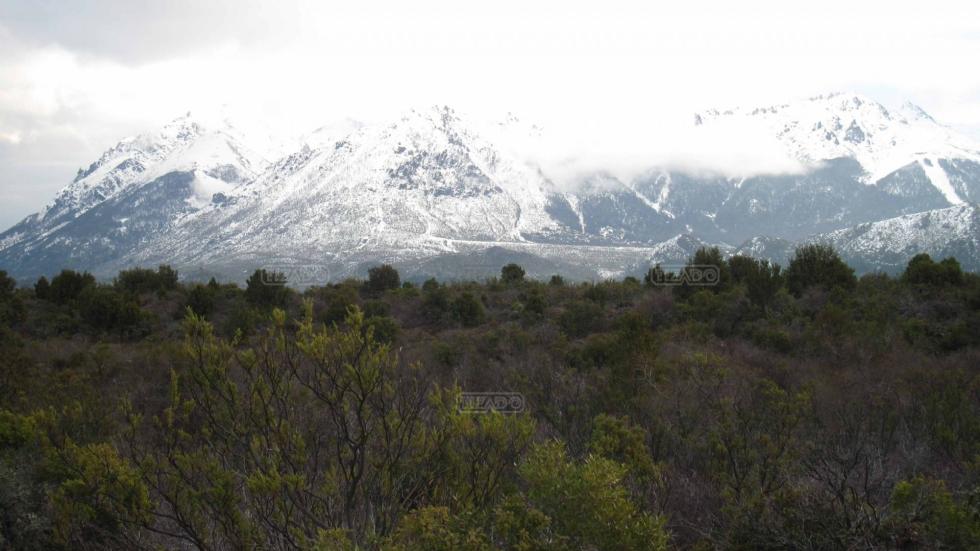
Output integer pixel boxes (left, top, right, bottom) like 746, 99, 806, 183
0, 245, 978, 549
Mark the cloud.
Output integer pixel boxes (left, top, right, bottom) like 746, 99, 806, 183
489, 110, 806, 192
0, 0, 979, 227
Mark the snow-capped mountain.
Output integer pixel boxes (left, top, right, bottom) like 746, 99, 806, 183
0, 114, 268, 277
1, 94, 978, 283
695, 93, 980, 203
811, 203, 980, 273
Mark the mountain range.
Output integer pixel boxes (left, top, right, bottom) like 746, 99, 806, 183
1, 93, 978, 284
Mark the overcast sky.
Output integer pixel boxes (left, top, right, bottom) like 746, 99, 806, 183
1, 0, 979, 228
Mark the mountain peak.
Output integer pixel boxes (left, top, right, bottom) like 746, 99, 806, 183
897, 100, 936, 123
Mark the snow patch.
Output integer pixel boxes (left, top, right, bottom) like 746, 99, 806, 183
918, 158, 963, 205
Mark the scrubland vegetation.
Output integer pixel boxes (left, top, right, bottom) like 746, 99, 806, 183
1, 245, 979, 549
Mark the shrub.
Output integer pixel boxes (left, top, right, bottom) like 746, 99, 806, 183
451, 292, 486, 327
366, 264, 400, 294
785, 244, 856, 296
115, 265, 179, 295
365, 316, 400, 344
362, 299, 390, 318
501, 263, 526, 285
0, 271, 24, 326
903, 253, 964, 287
48, 270, 96, 305
34, 276, 50, 300
559, 300, 603, 338
316, 284, 360, 326
728, 255, 784, 311
77, 285, 145, 334
244, 269, 291, 308
186, 284, 216, 318
523, 288, 547, 317
422, 284, 450, 322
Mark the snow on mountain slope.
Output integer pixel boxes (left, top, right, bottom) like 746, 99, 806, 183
0, 113, 270, 277
696, 93, 980, 202
812, 203, 980, 272
2, 95, 979, 283
47, 113, 266, 221
128, 106, 567, 271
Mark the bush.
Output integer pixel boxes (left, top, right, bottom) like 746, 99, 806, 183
501, 263, 526, 285
365, 316, 399, 344
559, 300, 603, 338
34, 276, 50, 300
186, 284, 216, 318
115, 265, 178, 295
523, 288, 547, 317
903, 253, 964, 287
316, 284, 360, 326
362, 299, 390, 318
244, 269, 291, 308
366, 264, 400, 294
885, 477, 980, 549
421, 284, 450, 323
728, 255, 784, 311
0, 271, 24, 326
451, 292, 486, 327
0, 271, 16, 301
77, 285, 145, 335
48, 270, 96, 305
785, 244, 856, 296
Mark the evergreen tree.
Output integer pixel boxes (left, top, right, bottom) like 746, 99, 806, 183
785, 244, 856, 296
500, 263, 526, 285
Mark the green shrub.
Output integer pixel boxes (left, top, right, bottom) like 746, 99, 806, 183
244, 269, 291, 308
48, 270, 96, 305
559, 300, 603, 338
903, 253, 965, 287
501, 263, 526, 285
785, 244, 855, 296
366, 264, 400, 294
451, 292, 486, 327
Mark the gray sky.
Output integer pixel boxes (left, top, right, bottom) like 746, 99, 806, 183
2, 0, 980, 228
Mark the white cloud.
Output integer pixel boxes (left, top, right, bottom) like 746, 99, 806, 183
0, 0, 979, 227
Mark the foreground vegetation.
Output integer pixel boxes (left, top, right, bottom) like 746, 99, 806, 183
1, 245, 979, 549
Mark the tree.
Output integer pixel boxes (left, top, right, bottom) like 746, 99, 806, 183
785, 244, 856, 296
48, 270, 96, 305
0, 271, 15, 301
523, 288, 547, 317
500, 264, 525, 285
451, 292, 485, 327
903, 253, 964, 287
519, 442, 669, 551
34, 275, 50, 300
885, 477, 980, 549
644, 264, 671, 287
421, 284, 450, 323
122, 304, 447, 548
244, 269, 290, 307
115, 265, 178, 295
77, 285, 144, 334
0, 271, 24, 326
558, 300, 603, 338
367, 264, 401, 294
728, 255, 784, 312
185, 284, 216, 317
